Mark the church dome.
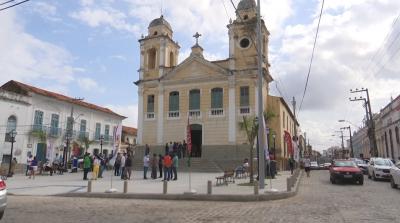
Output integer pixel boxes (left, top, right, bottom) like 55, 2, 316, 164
149, 15, 172, 30
237, 0, 256, 11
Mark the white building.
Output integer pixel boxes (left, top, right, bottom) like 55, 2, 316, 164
0, 80, 125, 165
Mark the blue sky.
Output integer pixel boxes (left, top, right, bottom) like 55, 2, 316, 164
1, 0, 400, 151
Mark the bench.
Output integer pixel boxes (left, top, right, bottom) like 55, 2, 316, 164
235, 169, 249, 179
215, 170, 235, 186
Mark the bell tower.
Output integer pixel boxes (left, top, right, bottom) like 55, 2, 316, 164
227, 0, 269, 70
138, 15, 180, 80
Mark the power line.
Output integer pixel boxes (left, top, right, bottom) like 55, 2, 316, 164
0, 0, 29, 11
298, 0, 325, 114
0, 0, 14, 6
220, 0, 231, 20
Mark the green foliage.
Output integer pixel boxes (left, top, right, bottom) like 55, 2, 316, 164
75, 136, 94, 154
31, 129, 47, 143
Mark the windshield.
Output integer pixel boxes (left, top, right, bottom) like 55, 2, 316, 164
334, 161, 357, 167
374, 159, 393, 166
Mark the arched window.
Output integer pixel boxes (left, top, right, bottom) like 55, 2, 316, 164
5, 115, 17, 141
211, 88, 223, 109
148, 48, 156, 69
395, 127, 399, 144
169, 51, 174, 67
189, 89, 200, 110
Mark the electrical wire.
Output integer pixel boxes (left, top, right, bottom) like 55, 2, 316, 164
0, 0, 14, 6
0, 0, 29, 11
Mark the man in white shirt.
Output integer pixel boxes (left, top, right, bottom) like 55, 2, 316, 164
120, 154, 126, 180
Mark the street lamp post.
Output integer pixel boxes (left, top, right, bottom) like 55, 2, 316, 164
7, 130, 17, 177
272, 133, 276, 161
100, 135, 104, 155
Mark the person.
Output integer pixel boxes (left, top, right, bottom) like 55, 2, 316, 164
182, 140, 187, 158
92, 155, 100, 180
143, 154, 150, 179
26, 154, 33, 176
145, 144, 150, 156
172, 153, 179, 180
178, 142, 183, 159
98, 154, 105, 178
303, 156, 311, 177
289, 156, 295, 175
235, 158, 249, 177
71, 156, 78, 173
168, 142, 174, 154
29, 156, 38, 179
150, 154, 158, 179
124, 154, 133, 180
83, 153, 91, 180
165, 143, 169, 156
163, 153, 172, 181
158, 154, 163, 178
10, 158, 17, 176
114, 153, 121, 176
120, 153, 126, 180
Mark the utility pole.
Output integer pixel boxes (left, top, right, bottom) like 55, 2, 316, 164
341, 126, 353, 158
64, 98, 84, 170
340, 130, 345, 159
350, 88, 378, 157
256, 0, 265, 189
7, 130, 17, 177
292, 97, 298, 162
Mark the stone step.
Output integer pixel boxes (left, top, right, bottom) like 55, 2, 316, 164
131, 158, 223, 173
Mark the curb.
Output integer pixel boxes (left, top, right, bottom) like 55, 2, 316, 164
54, 174, 303, 202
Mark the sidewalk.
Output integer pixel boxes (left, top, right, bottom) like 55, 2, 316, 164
5, 170, 292, 196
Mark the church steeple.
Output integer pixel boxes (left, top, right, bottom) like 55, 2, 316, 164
138, 15, 180, 80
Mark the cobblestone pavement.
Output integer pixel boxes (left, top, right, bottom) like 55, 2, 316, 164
3, 170, 400, 223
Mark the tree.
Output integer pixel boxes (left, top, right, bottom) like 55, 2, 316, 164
76, 136, 94, 155
238, 115, 258, 183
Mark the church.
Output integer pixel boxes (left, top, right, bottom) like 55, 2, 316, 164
135, 0, 273, 161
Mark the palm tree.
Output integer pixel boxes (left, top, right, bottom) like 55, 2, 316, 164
239, 115, 258, 183
76, 136, 94, 155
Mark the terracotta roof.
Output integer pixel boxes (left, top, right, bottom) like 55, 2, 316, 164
122, 126, 137, 135
0, 80, 126, 119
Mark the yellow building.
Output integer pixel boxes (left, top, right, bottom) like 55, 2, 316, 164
135, 0, 272, 160
267, 95, 299, 170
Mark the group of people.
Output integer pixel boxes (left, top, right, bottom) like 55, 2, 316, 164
26, 155, 38, 179
165, 141, 187, 159
82, 153, 110, 180
113, 153, 134, 180
143, 153, 179, 181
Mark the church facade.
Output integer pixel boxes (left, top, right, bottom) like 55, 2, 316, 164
135, 0, 272, 160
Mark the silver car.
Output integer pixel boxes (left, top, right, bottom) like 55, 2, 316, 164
368, 158, 393, 180
0, 177, 6, 220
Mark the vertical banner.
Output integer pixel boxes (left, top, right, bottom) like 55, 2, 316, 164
46, 140, 53, 160
186, 117, 192, 167
109, 124, 122, 166
284, 131, 293, 156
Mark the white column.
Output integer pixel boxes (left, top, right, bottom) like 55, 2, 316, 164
157, 87, 164, 144
228, 84, 236, 143
137, 88, 144, 145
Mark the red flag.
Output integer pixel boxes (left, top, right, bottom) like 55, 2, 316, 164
186, 117, 192, 154
284, 130, 293, 155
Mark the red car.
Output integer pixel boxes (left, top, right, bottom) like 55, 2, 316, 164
329, 160, 364, 185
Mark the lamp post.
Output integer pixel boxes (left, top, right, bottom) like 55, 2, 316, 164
64, 135, 71, 170
272, 133, 276, 161
7, 130, 17, 177
100, 135, 104, 155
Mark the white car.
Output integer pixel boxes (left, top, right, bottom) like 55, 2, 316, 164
0, 177, 7, 220
368, 158, 393, 180
390, 161, 400, 189
310, 161, 319, 170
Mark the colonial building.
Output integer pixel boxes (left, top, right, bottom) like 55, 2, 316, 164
135, 0, 272, 160
0, 80, 125, 165
120, 126, 137, 153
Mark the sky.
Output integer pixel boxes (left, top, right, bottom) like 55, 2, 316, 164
1, 0, 400, 152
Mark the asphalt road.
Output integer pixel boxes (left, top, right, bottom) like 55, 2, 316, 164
3, 170, 400, 223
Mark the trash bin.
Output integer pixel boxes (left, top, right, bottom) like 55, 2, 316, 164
266, 160, 277, 179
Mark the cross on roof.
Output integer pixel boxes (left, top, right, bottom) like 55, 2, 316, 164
193, 32, 201, 45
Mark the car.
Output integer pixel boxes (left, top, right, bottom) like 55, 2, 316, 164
310, 161, 319, 170
329, 159, 363, 185
0, 177, 7, 220
390, 161, 400, 189
323, 163, 332, 169
351, 158, 368, 175
367, 157, 393, 181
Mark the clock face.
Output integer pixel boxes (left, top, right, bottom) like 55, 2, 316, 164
239, 37, 251, 49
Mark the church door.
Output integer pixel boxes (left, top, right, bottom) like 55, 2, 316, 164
190, 124, 202, 157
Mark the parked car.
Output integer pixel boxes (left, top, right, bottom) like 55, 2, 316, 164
329, 159, 363, 185
351, 158, 368, 175
0, 177, 7, 220
390, 161, 400, 189
310, 161, 319, 170
367, 157, 393, 181
323, 163, 332, 169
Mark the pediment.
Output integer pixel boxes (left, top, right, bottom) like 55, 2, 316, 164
162, 55, 229, 81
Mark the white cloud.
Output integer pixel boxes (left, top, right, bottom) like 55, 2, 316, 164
110, 55, 127, 61
106, 104, 138, 127
77, 77, 105, 92
0, 11, 76, 85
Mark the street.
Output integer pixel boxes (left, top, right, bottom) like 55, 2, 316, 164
3, 170, 400, 223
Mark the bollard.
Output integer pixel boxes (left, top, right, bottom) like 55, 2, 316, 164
163, 180, 168, 194
123, 180, 128, 193
87, 180, 92, 193
254, 180, 259, 195
287, 177, 291, 192
207, 180, 212, 195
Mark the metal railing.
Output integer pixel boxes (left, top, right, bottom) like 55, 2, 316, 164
209, 108, 224, 116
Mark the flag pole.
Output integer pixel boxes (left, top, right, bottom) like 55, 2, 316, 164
105, 125, 120, 193
184, 116, 196, 194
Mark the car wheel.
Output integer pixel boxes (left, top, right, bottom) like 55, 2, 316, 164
391, 178, 397, 189
0, 211, 4, 220
372, 172, 377, 181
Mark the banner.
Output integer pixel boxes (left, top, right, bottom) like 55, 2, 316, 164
109, 124, 122, 165
186, 117, 192, 167
284, 130, 293, 156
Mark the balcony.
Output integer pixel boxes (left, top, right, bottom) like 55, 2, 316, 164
188, 110, 201, 119
103, 135, 113, 143
168, 111, 180, 119
78, 131, 89, 140
146, 112, 155, 120
32, 124, 46, 132
209, 108, 224, 117
48, 127, 62, 138
239, 106, 250, 115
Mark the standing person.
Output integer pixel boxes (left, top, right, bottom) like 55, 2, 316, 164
124, 154, 133, 180
120, 153, 126, 180
165, 143, 169, 155
303, 156, 311, 177
163, 153, 172, 181
172, 153, 179, 180
168, 142, 174, 154
98, 154, 105, 178
29, 156, 38, 179
150, 154, 158, 179
143, 154, 150, 179
92, 155, 100, 180
158, 154, 163, 178
289, 156, 295, 175
182, 140, 187, 157
145, 144, 150, 156
83, 153, 91, 180
178, 142, 183, 159
114, 153, 121, 176
26, 154, 33, 176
